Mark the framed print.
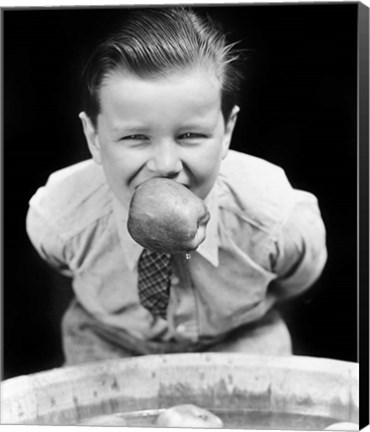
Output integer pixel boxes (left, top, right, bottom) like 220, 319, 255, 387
1, 1, 368, 430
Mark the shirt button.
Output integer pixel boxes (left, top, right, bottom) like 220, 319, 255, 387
176, 324, 187, 334
171, 275, 180, 285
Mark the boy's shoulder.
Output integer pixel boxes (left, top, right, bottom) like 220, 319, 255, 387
218, 150, 296, 227
220, 150, 289, 184
29, 159, 114, 238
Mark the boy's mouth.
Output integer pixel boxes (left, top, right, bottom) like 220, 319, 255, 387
135, 177, 191, 190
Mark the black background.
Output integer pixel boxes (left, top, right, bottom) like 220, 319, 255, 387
3, 3, 358, 379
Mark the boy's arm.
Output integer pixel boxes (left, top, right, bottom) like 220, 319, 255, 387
269, 190, 327, 298
26, 205, 73, 277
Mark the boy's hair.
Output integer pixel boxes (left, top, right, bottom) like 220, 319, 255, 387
82, 7, 245, 127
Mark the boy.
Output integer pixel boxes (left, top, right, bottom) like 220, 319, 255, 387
26, 7, 327, 365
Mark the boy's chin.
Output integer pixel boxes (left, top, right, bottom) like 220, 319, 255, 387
191, 186, 213, 202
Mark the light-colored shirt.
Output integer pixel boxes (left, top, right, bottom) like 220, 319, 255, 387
26, 150, 327, 346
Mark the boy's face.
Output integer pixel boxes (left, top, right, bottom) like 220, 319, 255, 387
80, 68, 239, 206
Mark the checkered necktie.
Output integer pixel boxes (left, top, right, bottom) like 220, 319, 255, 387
137, 249, 172, 319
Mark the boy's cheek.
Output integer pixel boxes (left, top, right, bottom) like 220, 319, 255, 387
192, 167, 221, 198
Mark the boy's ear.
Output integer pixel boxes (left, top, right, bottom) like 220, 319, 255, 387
222, 105, 240, 159
79, 112, 102, 164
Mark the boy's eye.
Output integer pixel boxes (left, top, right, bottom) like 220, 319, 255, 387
120, 134, 148, 141
178, 132, 206, 140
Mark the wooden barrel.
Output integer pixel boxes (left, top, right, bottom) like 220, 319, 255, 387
1, 353, 358, 426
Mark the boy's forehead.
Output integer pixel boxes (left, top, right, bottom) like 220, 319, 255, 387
99, 68, 223, 117
101, 66, 222, 96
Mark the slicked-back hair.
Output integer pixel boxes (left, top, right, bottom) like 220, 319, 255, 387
82, 7, 245, 128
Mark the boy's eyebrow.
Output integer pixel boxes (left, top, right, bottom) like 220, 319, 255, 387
111, 125, 150, 134
179, 118, 218, 130
111, 122, 216, 134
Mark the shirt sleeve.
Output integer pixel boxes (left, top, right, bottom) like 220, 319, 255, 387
269, 190, 327, 298
26, 199, 73, 278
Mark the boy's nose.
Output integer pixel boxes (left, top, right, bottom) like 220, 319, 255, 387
147, 140, 182, 177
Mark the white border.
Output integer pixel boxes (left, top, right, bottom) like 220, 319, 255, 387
0, 0, 367, 8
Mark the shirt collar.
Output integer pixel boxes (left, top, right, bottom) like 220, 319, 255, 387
113, 197, 143, 270
113, 184, 220, 270
195, 185, 219, 267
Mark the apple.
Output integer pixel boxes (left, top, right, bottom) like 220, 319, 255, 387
78, 413, 128, 426
325, 421, 359, 430
127, 178, 210, 254
156, 404, 223, 428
